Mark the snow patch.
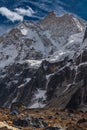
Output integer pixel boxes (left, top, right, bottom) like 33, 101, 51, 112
73, 17, 83, 31
48, 31, 84, 62
29, 102, 45, 109
18, 78, 31, 88
20, 28, 28, 35
46, 73, 54, 80
25, 78, 31, 83
63, 84, 71, 93
25, 60, 42, 68
0, 44, 18, 68
18, 83, 25, 89
30, 89, 46, 108
78, 62, 87, 67
26, 29, 46, 56
35, 89, 46, 99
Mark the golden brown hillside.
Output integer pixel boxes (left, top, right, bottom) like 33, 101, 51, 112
0, 108, 87, 130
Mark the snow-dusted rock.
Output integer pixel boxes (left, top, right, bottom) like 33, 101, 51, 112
0, 12, 87, 110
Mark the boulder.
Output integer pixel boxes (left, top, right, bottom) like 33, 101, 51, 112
13, 118, 29, 127
13, 116, 48, 128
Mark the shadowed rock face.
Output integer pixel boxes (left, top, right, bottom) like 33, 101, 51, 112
0, 12, 87, 110
46, 66, 74, 100
46, 51, 87, 110
82, 26, 87, 43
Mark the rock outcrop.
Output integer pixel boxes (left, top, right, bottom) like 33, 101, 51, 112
13, 117, 48, 128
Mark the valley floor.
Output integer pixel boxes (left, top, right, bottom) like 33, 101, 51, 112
0, 108, 87, 130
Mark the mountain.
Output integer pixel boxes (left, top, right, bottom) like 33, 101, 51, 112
0, 12, 87, 111
0, 0, 87, 36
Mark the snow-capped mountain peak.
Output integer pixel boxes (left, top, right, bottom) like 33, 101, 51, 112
0, 13, 87, 110
0, 13, 84, 68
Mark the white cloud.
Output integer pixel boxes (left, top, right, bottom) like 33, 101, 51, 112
15, 6, 34, 17
0, 7, 23, 22
0, 6, 34, 22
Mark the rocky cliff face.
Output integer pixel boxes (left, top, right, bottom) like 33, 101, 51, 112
0, 12, 87, 111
